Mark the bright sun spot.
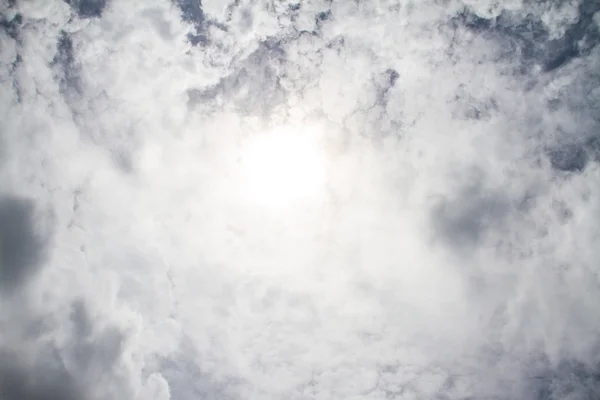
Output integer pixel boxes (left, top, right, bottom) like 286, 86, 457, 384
239, 125, 327, 207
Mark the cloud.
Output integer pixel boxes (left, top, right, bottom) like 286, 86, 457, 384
430, 180, 511, 254
0, 350, 84, 400
0, 195, 52, 293
175, 0, 207, 45
64, 0, 107, 19
1, 0, 600, 399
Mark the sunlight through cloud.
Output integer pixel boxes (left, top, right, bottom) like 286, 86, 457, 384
238, 125, 327, 208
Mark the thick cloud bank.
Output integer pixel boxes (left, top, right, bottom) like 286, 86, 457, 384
1, 0, 600, 399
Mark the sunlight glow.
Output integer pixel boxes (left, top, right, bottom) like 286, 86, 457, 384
239, 125, 327, 207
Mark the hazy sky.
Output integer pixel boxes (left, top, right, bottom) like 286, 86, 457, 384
1, 0, 600, 399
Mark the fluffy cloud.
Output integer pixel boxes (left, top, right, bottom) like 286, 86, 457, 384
1, 0, 600, 399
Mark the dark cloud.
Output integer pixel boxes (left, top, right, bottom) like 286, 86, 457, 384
542, 0, 600, 72
64, 0, 107, 19
547, 135, 600, 173
431, 182, 510, 254
449, 7, 548, 72
472, 351, 600, 399
530, 360, 600, 399
0, 352, 84, 400
451, 0, 600, 73
0, 195, 52, 293
187, 32, 208, 47
548, 142, 588, 173
314, 9, 331, 31
68, 302, 127, 375
0, 10, 23, 105
177, 0, 204, 26
0, 13, 22, 40
52, 31, 81, 98
0, 299, 129, 400
175, 0, 208, 46
70, 299, 94, 338
542, 64, 600, 174
449, 1, 600, 175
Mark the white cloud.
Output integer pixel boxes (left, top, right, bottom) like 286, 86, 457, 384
1, 0, 600, 399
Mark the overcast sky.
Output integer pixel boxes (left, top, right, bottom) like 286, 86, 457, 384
1, 0, 600, 399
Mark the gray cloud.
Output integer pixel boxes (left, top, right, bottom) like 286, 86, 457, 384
532, 360, 600, 400
452, 0, 600, 73
175, 0, 207, 46
0, 351, 84, 400
0, 195, 52, 293
0, 297, 135, 400
431, 183, 511, 254
188, 37, 287, 115
64, 0, 107, 19
0, 11, 21, 40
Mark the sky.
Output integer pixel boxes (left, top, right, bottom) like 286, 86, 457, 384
1, 0, 600, 399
